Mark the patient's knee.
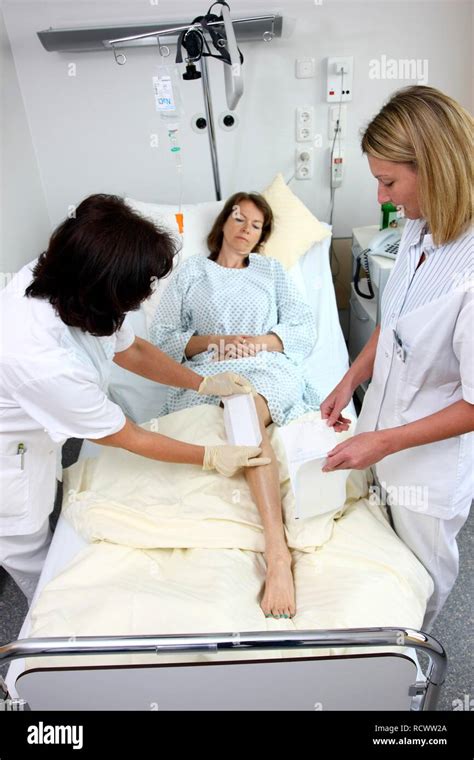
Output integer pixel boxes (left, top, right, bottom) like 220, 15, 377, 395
254, 394, 272, 427
221, 392, 271, 426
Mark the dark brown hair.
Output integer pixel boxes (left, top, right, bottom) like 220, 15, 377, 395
206, 192, 273, 262
25, 194, 178, 335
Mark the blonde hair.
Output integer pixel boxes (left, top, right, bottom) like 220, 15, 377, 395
361, 86, 473, 245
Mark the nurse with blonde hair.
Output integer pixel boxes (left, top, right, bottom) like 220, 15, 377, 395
321, 85, 473, 629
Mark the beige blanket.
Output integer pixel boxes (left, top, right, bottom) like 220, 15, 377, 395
28, 406, 433, 668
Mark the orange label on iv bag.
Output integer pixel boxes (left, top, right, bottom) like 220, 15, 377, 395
175, 213, 184, 233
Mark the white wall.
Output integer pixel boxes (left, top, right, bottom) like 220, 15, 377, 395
2, 0, 472, 254
0, 7, 50, 275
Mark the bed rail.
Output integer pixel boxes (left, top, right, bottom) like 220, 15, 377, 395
0, 627, 446, 711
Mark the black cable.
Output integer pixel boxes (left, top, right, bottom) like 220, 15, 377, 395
354, 249, 375, 299
328, 70, 345, 286
207, 0, 230, 13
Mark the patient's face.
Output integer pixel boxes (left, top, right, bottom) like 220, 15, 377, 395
222, 200, 265, 257
368, 155, 421, 219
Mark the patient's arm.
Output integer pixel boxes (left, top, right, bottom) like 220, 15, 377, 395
184, 334, 219, 358
267, 260, 317, 363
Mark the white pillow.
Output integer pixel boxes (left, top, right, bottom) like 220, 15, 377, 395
180, 200, 225, 259
126, 197, 225, 326
125, 198, 180, 237
261, 174, 331, 269
125, 198, 182, 324
126, 197, 224, 260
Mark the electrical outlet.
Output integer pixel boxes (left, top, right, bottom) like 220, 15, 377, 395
295, 146, 314, 180
296, 106, 315, 142
326, 56, 354, 102
328, 104, 347, 138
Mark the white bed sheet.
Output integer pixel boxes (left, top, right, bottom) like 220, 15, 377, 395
5, 442, 99, 695
7, 407, 430, 694
6, 515, 88, 695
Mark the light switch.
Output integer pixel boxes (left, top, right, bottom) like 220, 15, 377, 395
296, 58, 316, 79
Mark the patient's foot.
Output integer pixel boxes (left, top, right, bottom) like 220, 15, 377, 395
260, 550, 296, 619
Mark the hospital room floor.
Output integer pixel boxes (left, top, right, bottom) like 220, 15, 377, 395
1, 435, 472, 712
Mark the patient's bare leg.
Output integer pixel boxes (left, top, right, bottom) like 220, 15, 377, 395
244, 394, 296, 619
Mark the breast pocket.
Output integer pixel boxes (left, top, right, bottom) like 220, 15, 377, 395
0, 453, 29, 519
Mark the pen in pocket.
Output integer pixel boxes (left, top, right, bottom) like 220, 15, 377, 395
17, 442, 25, 470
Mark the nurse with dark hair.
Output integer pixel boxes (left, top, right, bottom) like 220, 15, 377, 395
0, 194, 269, 603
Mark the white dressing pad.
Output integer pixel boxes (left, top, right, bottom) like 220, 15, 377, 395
223, 394, 262, 447
278, 418, 349, 519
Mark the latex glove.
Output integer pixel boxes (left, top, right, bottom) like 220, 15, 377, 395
203, 445, 271, 477
197, 372, 255, 397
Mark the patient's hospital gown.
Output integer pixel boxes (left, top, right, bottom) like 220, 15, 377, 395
150, 254, 321, 425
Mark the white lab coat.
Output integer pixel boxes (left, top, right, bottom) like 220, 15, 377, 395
356, 297, 474, 518
355, 219, 473, 628
0, 260, 135, 537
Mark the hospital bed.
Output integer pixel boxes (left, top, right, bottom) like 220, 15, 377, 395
0, 497, 447, 711
1, 204, 446, 711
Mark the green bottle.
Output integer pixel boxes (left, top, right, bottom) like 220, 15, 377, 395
380, 202, 398, 230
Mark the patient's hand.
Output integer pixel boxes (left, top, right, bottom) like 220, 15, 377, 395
224, 340, 259, 360
212, 334, 254, 360
216, 334, 283, 360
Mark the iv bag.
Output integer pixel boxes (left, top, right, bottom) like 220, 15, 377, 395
152, 64, 183, 127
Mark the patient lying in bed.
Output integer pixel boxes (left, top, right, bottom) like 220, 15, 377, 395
150, 193, 322, 620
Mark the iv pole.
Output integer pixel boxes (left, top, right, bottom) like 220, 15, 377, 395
199, 54, 222, 200
107, 15, 276, 201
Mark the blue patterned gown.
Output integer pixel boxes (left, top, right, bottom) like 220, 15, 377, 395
149, 254, 321, 425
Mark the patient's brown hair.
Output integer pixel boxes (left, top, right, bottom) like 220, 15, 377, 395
207, 192, 273, 261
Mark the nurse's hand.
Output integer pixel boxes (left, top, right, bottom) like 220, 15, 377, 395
197, 372, 256, 396
320, 377, 354, 431
203, 445, 272, 477
322, 431, 394, 471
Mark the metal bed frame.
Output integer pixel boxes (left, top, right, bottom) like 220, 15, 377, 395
1, 627, 446, 711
